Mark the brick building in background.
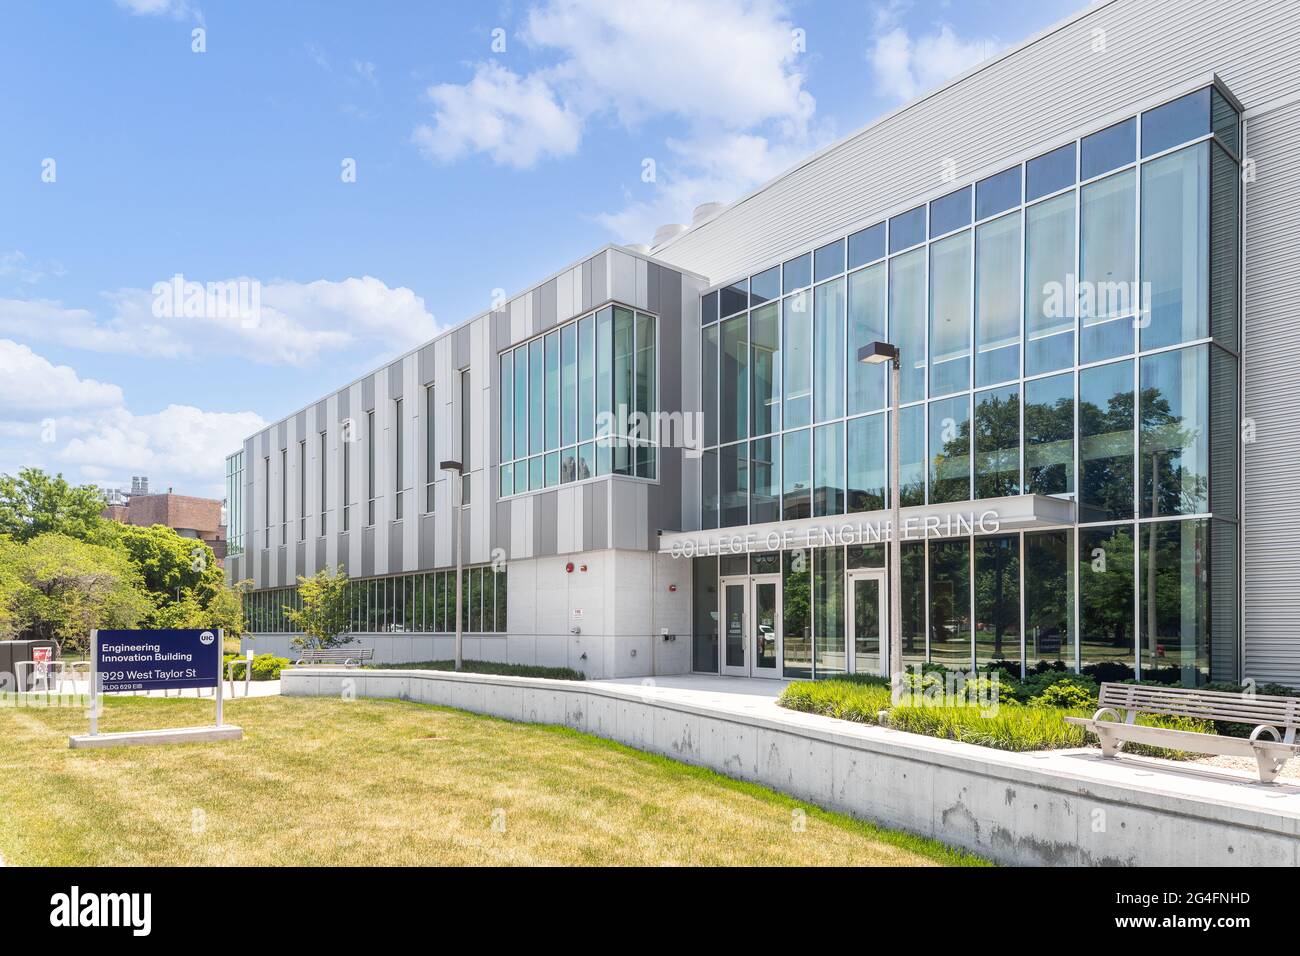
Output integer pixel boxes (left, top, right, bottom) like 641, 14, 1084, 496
102, 476, 228, 564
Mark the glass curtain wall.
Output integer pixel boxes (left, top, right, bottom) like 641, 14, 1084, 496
692, 85, 1239, 684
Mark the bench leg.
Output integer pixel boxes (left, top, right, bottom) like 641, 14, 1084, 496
1254, 750, 1284, 784
1097, 728, 1122, 758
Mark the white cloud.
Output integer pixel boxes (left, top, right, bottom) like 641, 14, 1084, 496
0, 341, 264, 498
867, 5, 999, 102
0, 275, 440, 366
0, 340, 123, 414
413, 61, 583, 169
114, 0, 201, 21
412, 0, 813, 172
352, 60, 378, 86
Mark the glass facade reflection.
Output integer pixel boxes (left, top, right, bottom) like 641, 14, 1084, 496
693, 84, 1240, 685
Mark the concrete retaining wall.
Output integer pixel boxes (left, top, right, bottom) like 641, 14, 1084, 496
282, 668, 1300, 866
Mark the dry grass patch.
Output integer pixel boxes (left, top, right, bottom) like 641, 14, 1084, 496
0, 695, 984, 867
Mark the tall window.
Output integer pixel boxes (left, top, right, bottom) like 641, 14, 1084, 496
498, 305, 659, 495
425, 384, 435, 513
366, 410, 376, 526
394, 398, 405, 520
298, 440, 306, 540
319, 430, 327, 536
263, 455, 270, 545
279, 448, 287, 545
460, 369, 471, 505
342, 429, 351, 532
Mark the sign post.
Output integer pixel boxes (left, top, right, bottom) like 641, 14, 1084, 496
70, 628, 242, 749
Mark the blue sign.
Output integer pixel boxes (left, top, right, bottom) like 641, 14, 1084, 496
94, 629, 221, 693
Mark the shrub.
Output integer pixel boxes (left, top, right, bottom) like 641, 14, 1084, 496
369, 659, 586, 681
223, 653, 290, 681
1030, 682, 1096, 709
779, 679, 892, 724
886, 702, 1092, 752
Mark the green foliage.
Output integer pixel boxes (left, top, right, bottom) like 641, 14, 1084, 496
0, 533, 152, 653
370, 659, 586, 681
223, 653, 290, 681
286, 567, 352, 650
779, 679, 892, 722
0, 468, 106, 543
887, 701, 1093, 751
1030, 682, 1095, 709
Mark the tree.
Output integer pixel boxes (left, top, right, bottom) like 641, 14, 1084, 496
97, 523, 225, 613
285, 567, 353, 650
0, 468, 106, 543
0, 533, 152, 653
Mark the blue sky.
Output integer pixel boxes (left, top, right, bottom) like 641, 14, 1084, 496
0, 0, 1089, 499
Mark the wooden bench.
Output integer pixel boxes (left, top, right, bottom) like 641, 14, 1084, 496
295, 647, 374, 668
1065, 682, 1300, 783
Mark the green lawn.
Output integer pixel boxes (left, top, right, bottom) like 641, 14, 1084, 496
0, 695, 985, 867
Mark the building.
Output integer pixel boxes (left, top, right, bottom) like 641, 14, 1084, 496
226, 0, 1300, 688
104, 476, 228, 564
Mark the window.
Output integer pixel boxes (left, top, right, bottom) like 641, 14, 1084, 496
929, 230, 972, 396
1025, 529, 1073, 670
499, 352, 512, 466
720, 314, 748, 443
928, 394, 970, 503
1140, 518, 1209, 684
318, 431, 327, 536
342, 432, 351, 532
499, 305, 658, 494
975, 535, 1020, 668
298, 440, 306, 540
1079, 169, 1136, 363
782, 253, 811, 293
889, 205, 926, 253
460, 369, 471, 505
899, 404, 926, 507
1140, 144, 1208, 350
750, 265, 779, 305
1139, 345, 1208, 518
847, 222, 884, 270
751, 302, 780, 436
751, 436, 779, 524
847, 262, 886, 414
280, 447, 287, 544
813, 239, 844, 283
1024, 372, 1073, 496
974, 211, 1021, 387
846, 413, 885, 512
813, 278, 845, 421
813, 421, 843, 516
262, 455, 270, 543
813, 547, 846, 677
224, 451, 244, 557
366, 410, 375, 526
1080, 524, 1135, 680
974, 384, 1020, 499
781, 429, 810, 520
783, 549, 811, 678
1079, 360, 1134, 522
1080, 117, 1135, 180
930, 185, 971, 235
1026, 142, 1075, 201
393, 398, 404, 520
976, 167, 1021, 220
889, 247, 926, 404
720, 441, 747, 527
929, 538, 972, 668
720, 279, 747, 317
1141, 88, 1210, 158
425, 385, 435, 513
1024, 192, 1075, 375
782, 293, 812, 428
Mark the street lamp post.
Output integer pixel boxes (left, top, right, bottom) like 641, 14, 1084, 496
857, 342, 903, 694
440, 459, 464, 671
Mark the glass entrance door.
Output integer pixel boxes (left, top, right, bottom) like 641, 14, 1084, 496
720, 578, 749, 676
750, 575, 782, 678
848, 570, 887, 676
719, 576, 784, 677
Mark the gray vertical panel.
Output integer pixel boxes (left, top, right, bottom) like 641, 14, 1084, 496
362, 526, 375, 577
419, 514, 436, 569
276, 547, 286, 588
456, 326, 471, 369
581, 258, 592, 311
388, 361, 403, 399
590, 481, 608, 550
535, 490, 558, 556
1243, 98, 1300, 687
647, 262, 661, 314
389, 528, 403, 572
362, 375, 376, 411
295, 541, 305, 573
315, 537, 326, 571
419, 343, 436, 385
591, 250, 608, 305
495, 499, 512, 557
